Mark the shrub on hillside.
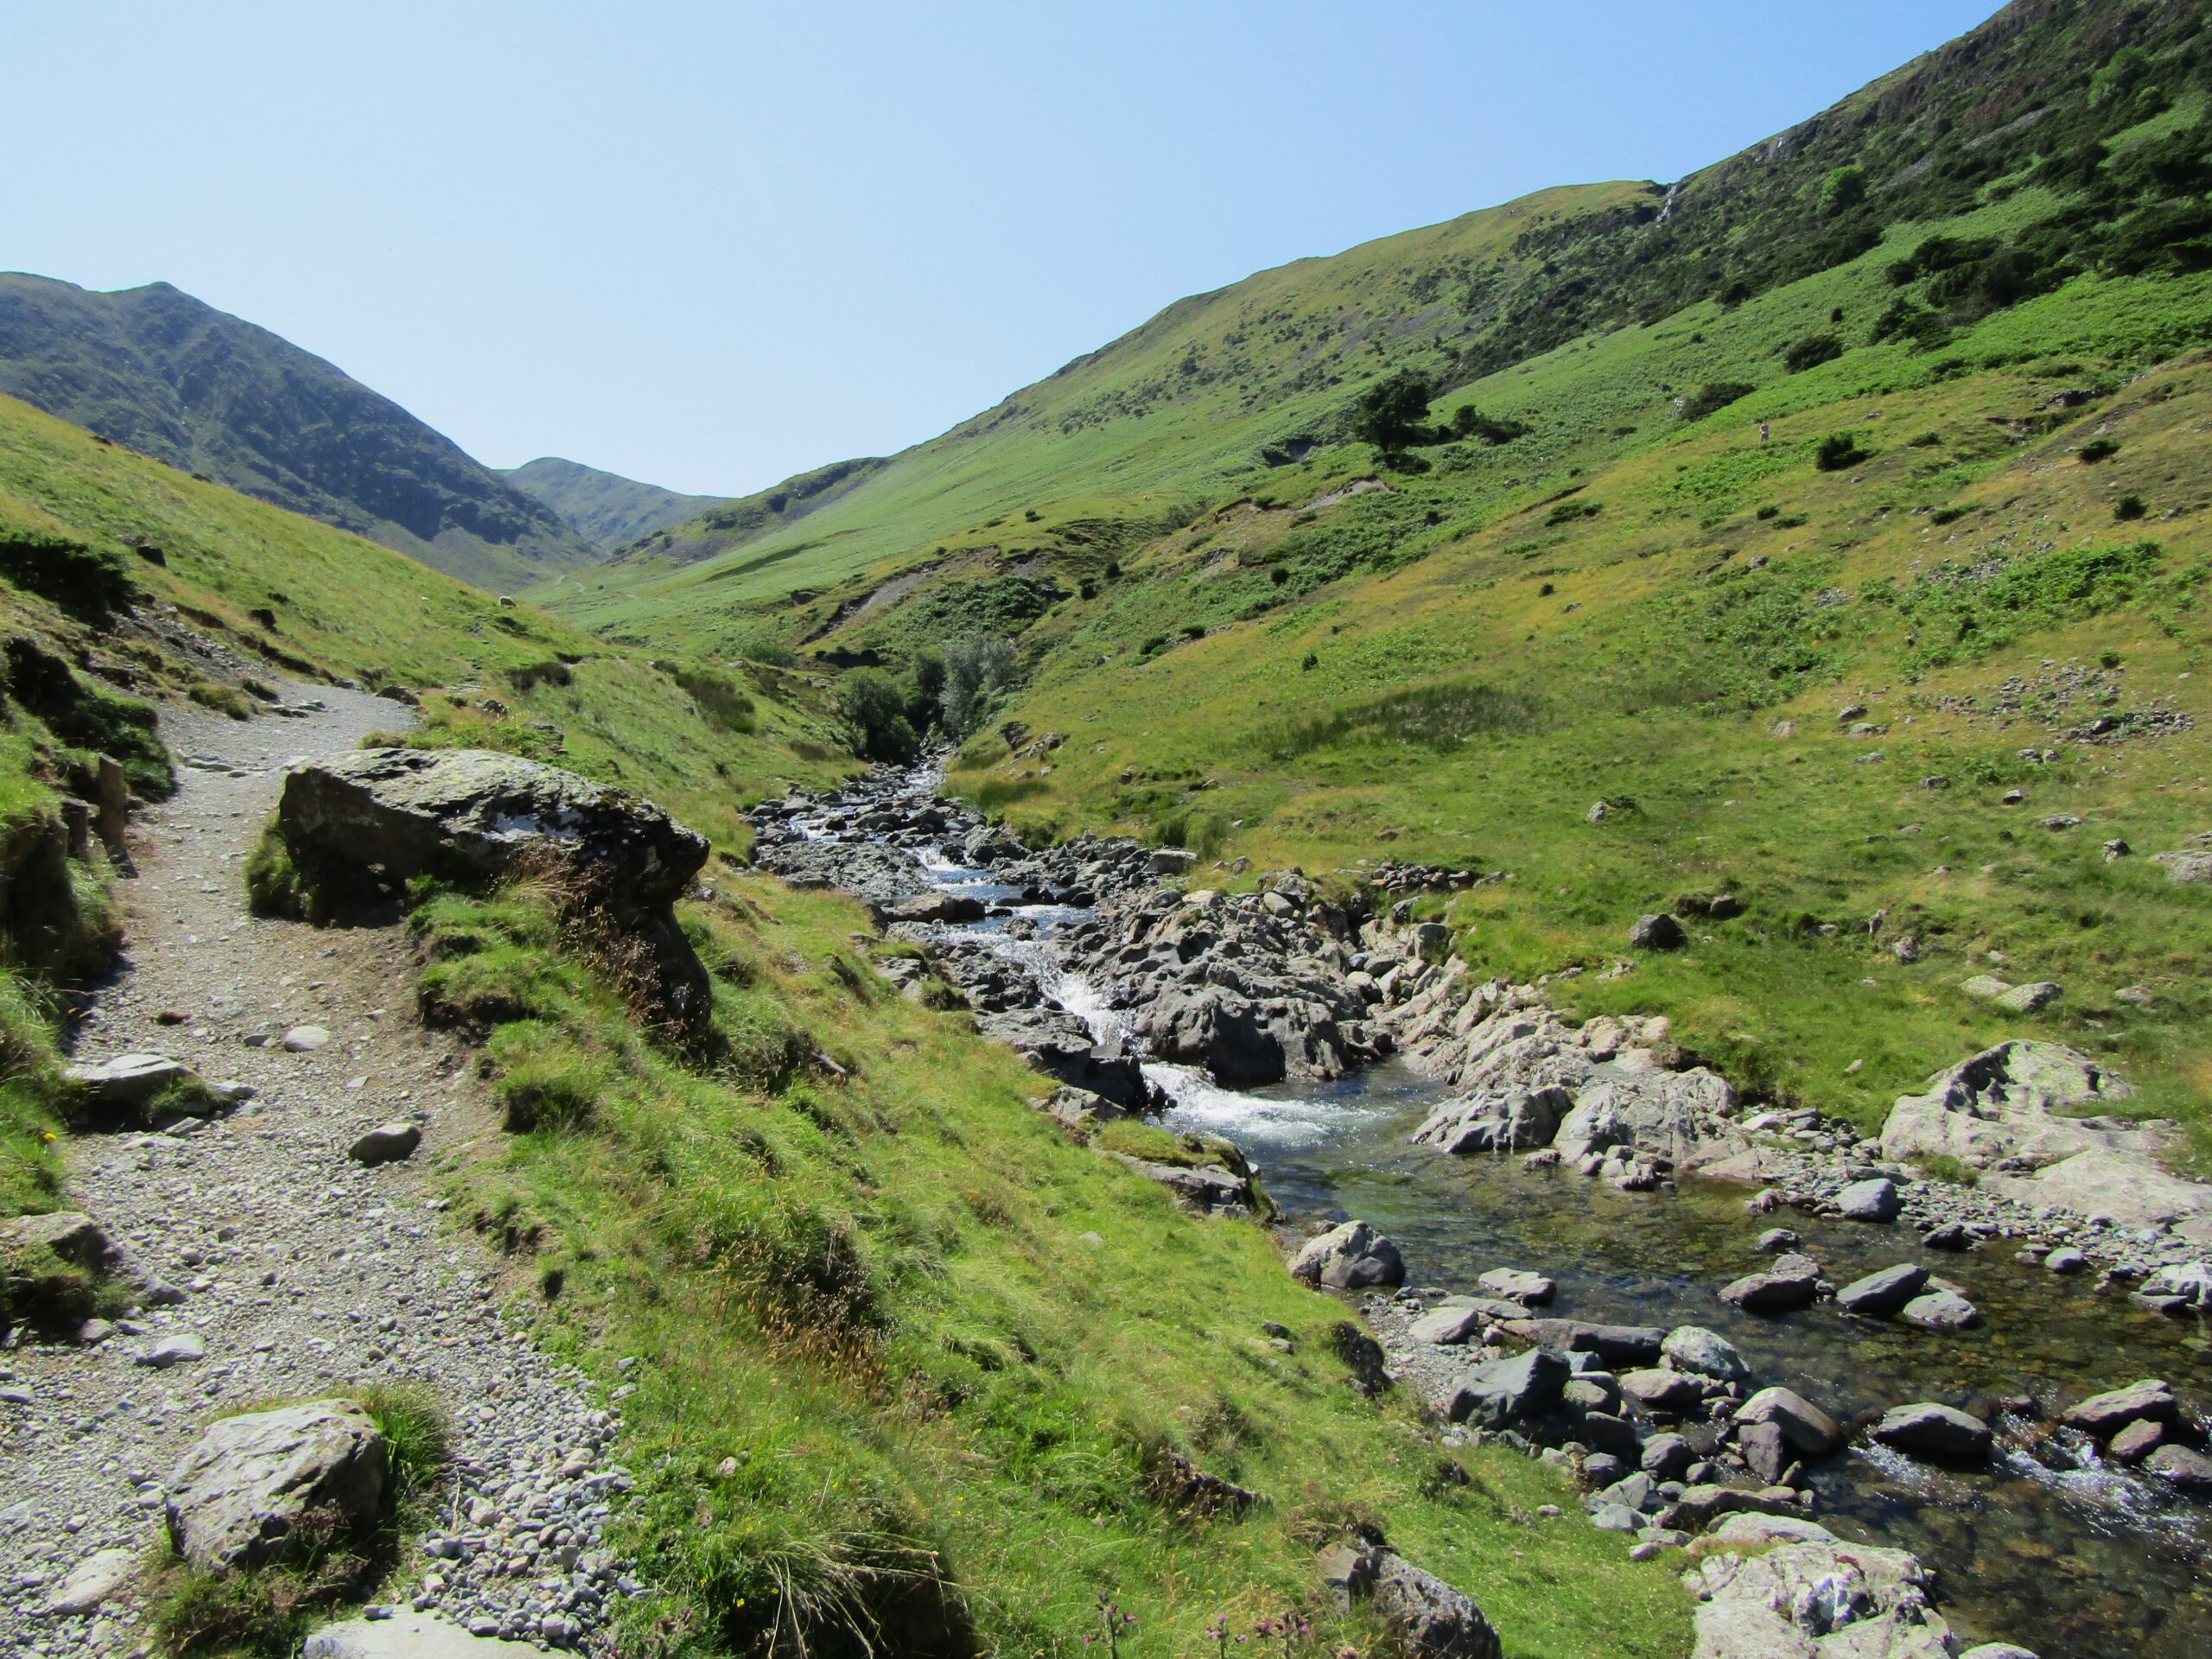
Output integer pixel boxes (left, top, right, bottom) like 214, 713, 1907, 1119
1815, 433, 1869, 472
0, 532, 135, 620
668, 664, 757, 734
1783, 334, 1844, 373
1351, 370, 1434, 453
835, 669, 918, 763
939, 635, 1015, 738
1679, 382, 1756, 422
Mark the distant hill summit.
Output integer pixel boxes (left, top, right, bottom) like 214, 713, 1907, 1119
499, 455, 728, 553
0, 273, 598, 590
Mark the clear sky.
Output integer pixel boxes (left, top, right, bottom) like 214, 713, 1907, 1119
6, 1, 2000, 498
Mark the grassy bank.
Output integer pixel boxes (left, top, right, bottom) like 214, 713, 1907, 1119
408, 869, 1691, 1658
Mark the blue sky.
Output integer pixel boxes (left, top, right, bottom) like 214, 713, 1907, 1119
6, 2, 1999, 497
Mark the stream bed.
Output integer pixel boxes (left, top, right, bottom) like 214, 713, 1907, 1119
794, 799, 2212, 1657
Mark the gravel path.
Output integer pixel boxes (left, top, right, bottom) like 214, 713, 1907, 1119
2, 690, 635, 1656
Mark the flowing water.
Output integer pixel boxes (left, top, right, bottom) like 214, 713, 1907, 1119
825, 816, 2212, 1657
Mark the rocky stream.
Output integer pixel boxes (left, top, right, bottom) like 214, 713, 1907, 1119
752, 762, 2212, 1659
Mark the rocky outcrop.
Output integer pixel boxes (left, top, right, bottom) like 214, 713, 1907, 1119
1880, 1042, 2212, 1240
972, 1007, 1159, 1113
1686, 1514, 1963, 1658
277, 748, 711, 1034
164, 1399, 389, 1573
1289, 1220, 1405, 1290
1319, 1540, 1502, 1659
1391, 988, 1747, 1179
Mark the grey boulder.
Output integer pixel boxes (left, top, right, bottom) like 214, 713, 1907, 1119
1411, 1086, 1570, 1154
1719, 1252, 1822, 1313
1369, 1550, 1504, 1659
1735, 1387, 1844, 1457
165, 1399, 388, 1573
1898, 1288, 1981, 1332
1834, 1177, 1901, 1222
1446, 1346, 1570, 1429
1871, 1402, 1993, 1464
2061, 1378, 2183, 1438
1836, 1263, 1929, 1317
348, 1122, 422, 1166
277, 748, 711, 1033
1289, 1220, 1405, 1290
1661, 1325, 1751, 1386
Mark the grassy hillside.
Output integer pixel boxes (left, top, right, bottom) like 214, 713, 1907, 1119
0, 274, 601, 590
0, 395, 1689, 1655
542, 0, 2212, 1164
500, 455, 728, 552
552, 0, 2212, 649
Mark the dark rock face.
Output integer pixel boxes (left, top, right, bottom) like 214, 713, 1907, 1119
1872, 1402, 1993, 1464
972, 1007, 1157, 1113
279, 748, 710, 1033
0, 274, 596, 589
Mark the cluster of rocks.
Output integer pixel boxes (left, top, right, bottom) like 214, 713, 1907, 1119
1389, 976, 1747, 1189
1358, 1281, 2037, 1649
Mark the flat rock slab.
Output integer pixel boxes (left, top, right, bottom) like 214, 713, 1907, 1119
1837, 1262, 1929, 1316
1497, 1318, 1663, 1365
304, 1611, 543, 1656
283, 1026, 333, 1052
1477, 1268, 1555, 1306
64, 1052, 193, 1108
40, 1547, 135, 1614
2063, 1378, 2183, 1437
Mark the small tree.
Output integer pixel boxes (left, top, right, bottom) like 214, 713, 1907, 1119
1819, 164, 1868, 215
836, 669, 918, 762
940, 635, 1017, 738
1351, 371, 1434, 454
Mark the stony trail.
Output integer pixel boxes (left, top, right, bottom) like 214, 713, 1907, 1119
2, 689, 632, 1657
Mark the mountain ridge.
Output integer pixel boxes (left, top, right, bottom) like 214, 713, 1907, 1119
0, 273, 599, 590
499, 454, 728, 553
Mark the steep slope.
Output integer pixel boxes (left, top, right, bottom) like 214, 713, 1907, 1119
0, 274, 599, 590
499, 454, 728, 552
559, 0, 2212, 650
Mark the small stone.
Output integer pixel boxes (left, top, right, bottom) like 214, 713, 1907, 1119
1735, 1387, 1844, 1457
283, 1026, 334, 1052
1834, 1177, 1901, 1223
139, 1332, 207, 1369
1628, 913, 1686, 951
348, 1122, 423, 1166
2044, 1247, 2088, 1274
1899, 1288, 1981, 1332
2107, 1418, 2166, 1465
1753, 1228, 1799, 1254
1995, 981, 2062, 1014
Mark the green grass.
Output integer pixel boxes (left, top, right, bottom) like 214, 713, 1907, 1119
411, 874, 1690, 1659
